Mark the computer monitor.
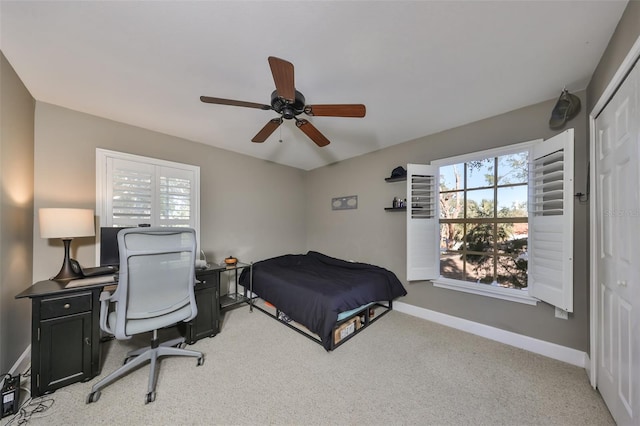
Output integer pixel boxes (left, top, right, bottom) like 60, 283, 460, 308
99, 227, 129, 268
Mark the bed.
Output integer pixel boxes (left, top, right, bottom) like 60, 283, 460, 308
238, 251, 407, 350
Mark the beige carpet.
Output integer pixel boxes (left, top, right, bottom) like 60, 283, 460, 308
2, 307, 613, 425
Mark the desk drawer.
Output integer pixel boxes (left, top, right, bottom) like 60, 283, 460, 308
40, 292, 92, 320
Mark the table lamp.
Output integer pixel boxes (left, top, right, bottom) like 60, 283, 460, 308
39, 208, 95, 280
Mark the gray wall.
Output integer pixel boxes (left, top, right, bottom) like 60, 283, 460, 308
306, 92, 591, 351
32, 103, 308, 283
0, 52, 34, 374
2, 1, 639, 370
587, 0, 639, 109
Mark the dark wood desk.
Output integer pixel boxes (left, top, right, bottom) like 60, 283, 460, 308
16, 279, 103, 397
181, 268, 220, 344
15, 266, 233, 397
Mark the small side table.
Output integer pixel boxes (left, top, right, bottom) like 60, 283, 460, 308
217, 262, 253, 311
182, 262, 253, 344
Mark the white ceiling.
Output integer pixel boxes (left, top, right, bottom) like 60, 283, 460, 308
0, 1, 628, 170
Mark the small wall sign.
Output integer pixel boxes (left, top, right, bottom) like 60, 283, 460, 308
331, 195, 358, 210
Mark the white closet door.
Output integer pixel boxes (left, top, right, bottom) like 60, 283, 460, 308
595, 59, 639, 426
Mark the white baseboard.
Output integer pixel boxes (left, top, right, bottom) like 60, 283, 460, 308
9, 345, 31, 377
394, 302, 588, 368
584, 353, 594, 387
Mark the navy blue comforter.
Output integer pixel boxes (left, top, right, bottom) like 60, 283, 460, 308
239, 251, 407, 350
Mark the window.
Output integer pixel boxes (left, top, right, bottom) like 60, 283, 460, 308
438, 151, 529, 289
407, 130, 574, 310
96, 148, 200, 240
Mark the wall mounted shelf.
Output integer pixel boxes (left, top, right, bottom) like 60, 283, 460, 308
385, 173, 406, 211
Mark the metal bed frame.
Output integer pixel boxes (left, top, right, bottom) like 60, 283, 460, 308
251, 299, 394, 350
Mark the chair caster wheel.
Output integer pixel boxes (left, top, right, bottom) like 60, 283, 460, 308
87, 391, 101, 404
197, 355, 205, 366
145, 392, 156, 404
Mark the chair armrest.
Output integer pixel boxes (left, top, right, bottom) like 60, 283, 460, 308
99, 289, 115, 335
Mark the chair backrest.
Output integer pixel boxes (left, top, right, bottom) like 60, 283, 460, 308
110, 227, 198, 340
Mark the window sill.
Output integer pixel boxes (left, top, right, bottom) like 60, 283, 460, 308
432, 277, 539, 306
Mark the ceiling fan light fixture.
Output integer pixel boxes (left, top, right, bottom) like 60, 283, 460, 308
282, 105, 296, 120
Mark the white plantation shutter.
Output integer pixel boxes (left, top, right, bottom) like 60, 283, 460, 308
528, 129, 574, 311
406, 163, 440, 281
158, 166, 193, 227
97, 149, 199, 232
108, 158, 153, 227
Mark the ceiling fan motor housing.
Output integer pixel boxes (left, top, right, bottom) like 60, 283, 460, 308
271, 90, 305, 119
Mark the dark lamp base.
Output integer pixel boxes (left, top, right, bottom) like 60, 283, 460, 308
52, 239, 84, 281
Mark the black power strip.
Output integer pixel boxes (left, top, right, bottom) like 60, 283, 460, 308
1, 373, 20, 418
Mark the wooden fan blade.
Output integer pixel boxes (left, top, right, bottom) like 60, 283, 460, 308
305, 104, 366, 117
251, 118, 282, 143
200, 96, 271, 110
296, 119, 330, 147
268, 57, 295, 103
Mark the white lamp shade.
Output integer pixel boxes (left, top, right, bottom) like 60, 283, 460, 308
39, 208, 95, 239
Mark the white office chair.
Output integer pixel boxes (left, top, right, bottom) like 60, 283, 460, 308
87, 227, 204, 404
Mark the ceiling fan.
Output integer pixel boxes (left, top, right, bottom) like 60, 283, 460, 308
200, 56, 366, 147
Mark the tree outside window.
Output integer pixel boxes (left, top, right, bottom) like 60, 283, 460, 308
439, 152, 529, 288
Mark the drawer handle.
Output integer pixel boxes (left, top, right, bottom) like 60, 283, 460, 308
64, 303, 71, 309
85, 338, 91, 345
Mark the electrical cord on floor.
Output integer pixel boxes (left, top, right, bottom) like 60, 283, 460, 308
0, 366, 57, 426
20, 368, 30, 379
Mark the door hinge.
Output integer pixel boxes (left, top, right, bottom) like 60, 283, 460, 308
37, 327, 40, 341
